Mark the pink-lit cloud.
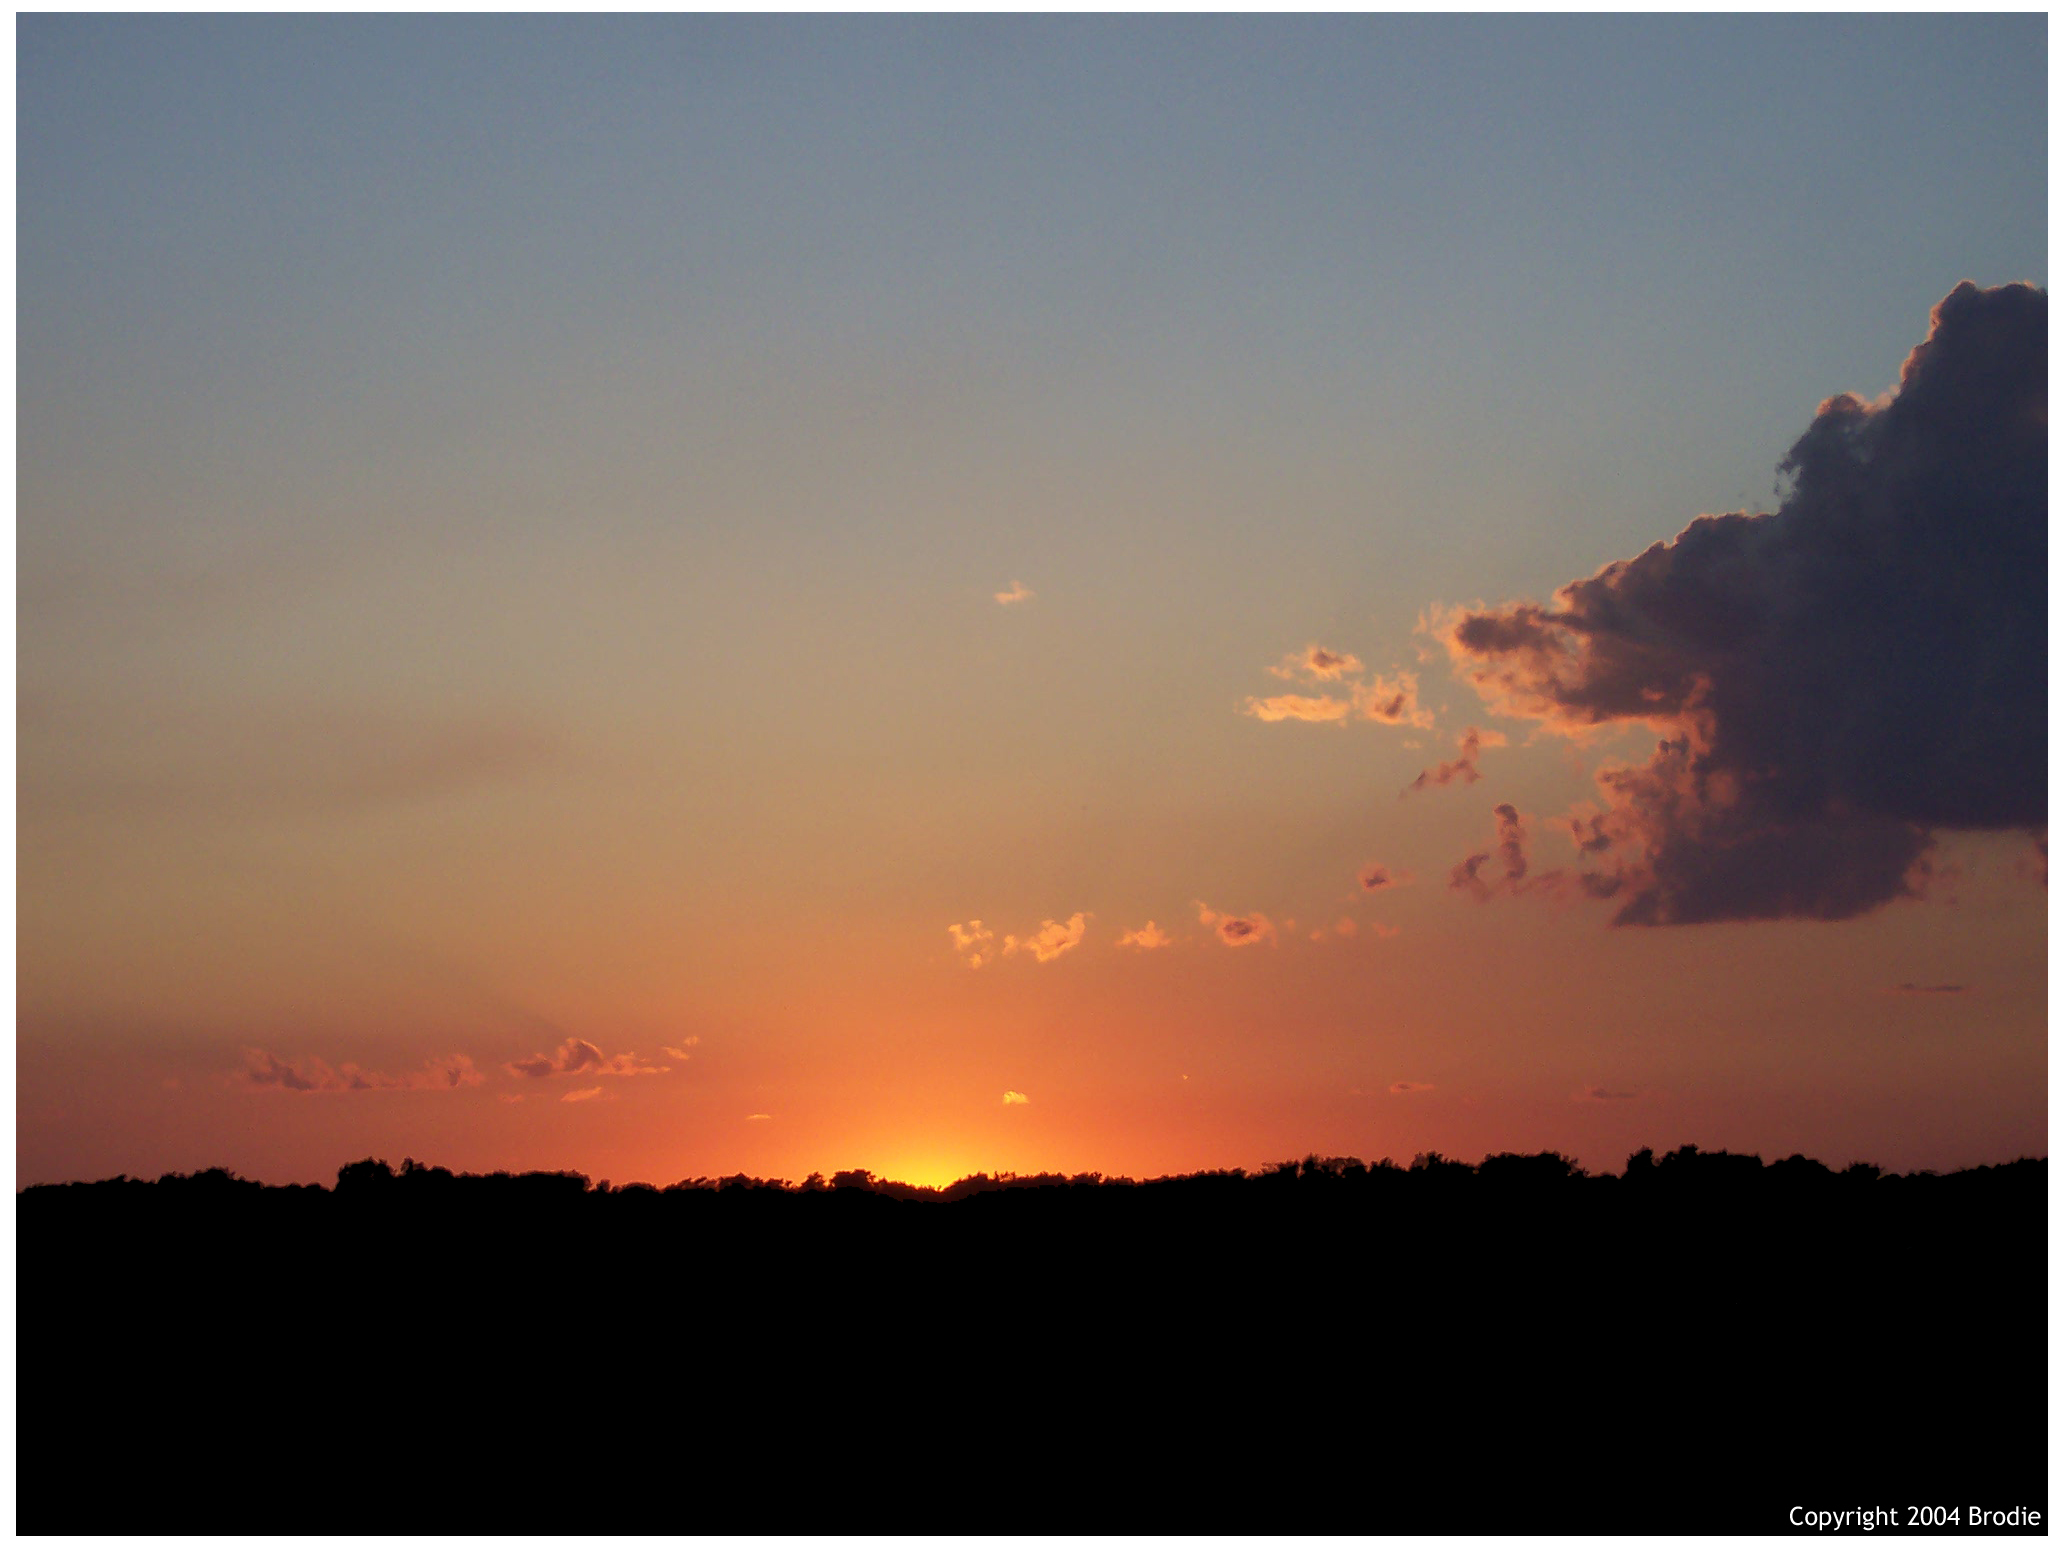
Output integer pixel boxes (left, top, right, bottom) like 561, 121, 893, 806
994, 580, 1035, 605
1116, 921, 1172, 950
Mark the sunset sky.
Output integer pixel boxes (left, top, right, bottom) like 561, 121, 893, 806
17, 15, 2048, 1189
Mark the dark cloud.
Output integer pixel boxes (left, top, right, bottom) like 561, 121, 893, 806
1449, 805, 1532, 902
1576, 1085, 1638, 1102
1888, 982, 1967, 996
1449, 851, 1492, 901
1388, 1081, 1434, 1095
1492, 804, 1527, 885
1358, 862, 1405, 891
1403, 727, 1503, 795
1438, 283, 2045, 924
1567, 811, 1614, 855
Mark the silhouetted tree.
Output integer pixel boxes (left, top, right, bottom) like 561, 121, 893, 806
335, 1157, 396, 1194
1477, 1151, 1585, 1191
1409, 1150, 1473, 1183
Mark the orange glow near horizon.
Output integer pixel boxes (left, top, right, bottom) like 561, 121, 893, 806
16, 822, 2046, 1189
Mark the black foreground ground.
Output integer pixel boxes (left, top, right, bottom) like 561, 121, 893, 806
23, 1149, 2046, 1534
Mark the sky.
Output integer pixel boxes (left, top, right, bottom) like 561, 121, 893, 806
17, 15, 2048, 1189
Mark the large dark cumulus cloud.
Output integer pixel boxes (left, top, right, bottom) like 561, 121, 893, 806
1440, 282, 2045, 925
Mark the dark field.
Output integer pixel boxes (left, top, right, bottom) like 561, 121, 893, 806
24, 1149, 2046, 1534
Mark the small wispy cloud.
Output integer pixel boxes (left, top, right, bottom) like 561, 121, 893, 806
1243, 693, 1351, 724
1404, 726, 1505, 795
948, 920, 997, 968
1450, 804, 1531, 902
1575, 1085, 1639, 1102
1003, 912, 1089, 964
1251, 646, 1432, 730
745, 1113, 773, 1121
1196, 901, 1275, 948
1389, 1081, 1434, 1095
1359, 862, 1409, 891
1887, 982, 1968, 996
995, 580, 1035, 606
662, 1038, 701, 1061
1268, 644, 1365, 682
1116, 921, 1172, 950
506, 1038, 666, 1079
561, 1086, 606, 1104
1353, 671, 1434, 728
1309, 916, 1360, 942
1003, 1090, 1030, 1105
239, 1049, 485, 1094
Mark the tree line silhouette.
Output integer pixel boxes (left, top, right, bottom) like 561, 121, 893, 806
23, 1145, 2044, 1534
24, 1141, 2026, 1205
